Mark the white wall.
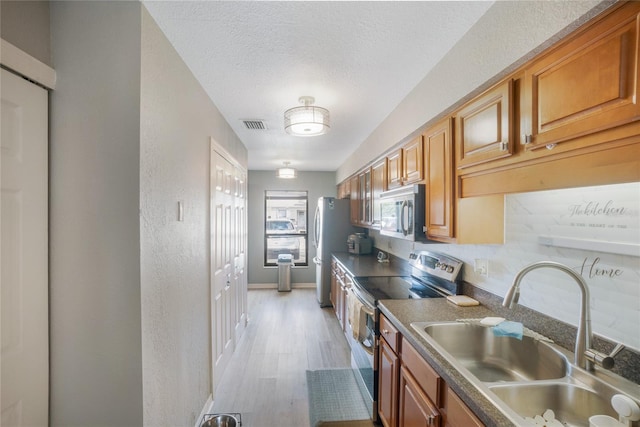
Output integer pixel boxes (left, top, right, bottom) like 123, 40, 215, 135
371, 182, 640, 352
140, 7, 247, 426
337, 0, 608, 181
49, 2, 143, 425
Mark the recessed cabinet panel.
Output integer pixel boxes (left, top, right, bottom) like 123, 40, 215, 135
523, 3, 640, 149
424, 118, 454, 240
399, 366, 441, 427
371, 159, 387, 229
350, 175, 359, 225
359, 168, 373, 226
456, 80, 513, 169
379, 337, 399, 427
387, 150, 403, 190
402, 136, 424, 185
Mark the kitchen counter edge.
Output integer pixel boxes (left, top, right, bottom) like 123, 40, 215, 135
378, 298, 516, 427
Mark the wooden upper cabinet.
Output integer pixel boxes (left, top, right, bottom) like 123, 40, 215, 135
371, 158, 387, 229
358, 168, 373, 226
424, 118, 455, 241
521, 2, 640, 151
455, 79, 514, 169
337, 180, 350, 199
401, 136, 424, 185
387, 137, 424, 189
386, 149, 403, 189
349, 175, 359, 225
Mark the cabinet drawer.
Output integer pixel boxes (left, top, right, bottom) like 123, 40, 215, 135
380, 314, 400, 353
401, 337, 442, 406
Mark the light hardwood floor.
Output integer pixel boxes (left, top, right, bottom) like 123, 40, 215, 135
210, 288, 352, 427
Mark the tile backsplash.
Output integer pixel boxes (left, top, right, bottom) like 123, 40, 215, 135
372, 182, 640, 352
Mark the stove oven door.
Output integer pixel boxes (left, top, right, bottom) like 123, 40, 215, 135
345, 287, 376, 419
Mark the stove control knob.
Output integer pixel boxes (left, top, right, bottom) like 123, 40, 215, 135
440, 263, 447, 270
447, 266, 454, 273
435, 262, 441, 268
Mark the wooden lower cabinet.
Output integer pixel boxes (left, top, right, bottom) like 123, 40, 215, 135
379, 337, 400, 427
378, 314, 485, 427
441, 383, 484, 427
399, 366, 441, 427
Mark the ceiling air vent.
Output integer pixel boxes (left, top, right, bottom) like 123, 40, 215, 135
242, 120, 267, 130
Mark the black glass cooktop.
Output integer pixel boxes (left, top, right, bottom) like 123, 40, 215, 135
353, 276, 445, 303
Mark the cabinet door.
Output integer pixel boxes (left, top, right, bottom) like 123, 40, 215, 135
359, 168, 373, 226
455, 80, 514, 169
424, 118, 454, 241
521, 2, 640, 151
379, 337, 399, 427
350, 175, 360, 225
402, 136, 424, 185
387, 149, 403, 189
442, 384, 483, 427
399, 366, 441, 427
371, 158, 387, 228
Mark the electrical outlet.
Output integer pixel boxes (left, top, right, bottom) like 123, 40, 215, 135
474, 259, 489, 277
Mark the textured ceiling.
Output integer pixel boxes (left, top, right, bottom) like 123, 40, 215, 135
143, 1, 494, 172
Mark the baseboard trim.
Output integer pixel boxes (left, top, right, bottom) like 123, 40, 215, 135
194, 394, 214, 427
249, 282, 315, 290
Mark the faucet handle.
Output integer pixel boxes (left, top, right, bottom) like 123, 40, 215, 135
584, 343, 625, 370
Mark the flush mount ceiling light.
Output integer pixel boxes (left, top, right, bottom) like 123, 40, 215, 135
284, 96, 330, 137
277, 162, 297, 179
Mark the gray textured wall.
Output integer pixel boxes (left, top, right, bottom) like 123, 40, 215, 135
0, 0, 51, 66
49, 2, 143, 425
140, 6, 247, 426
247, 170, 337, 285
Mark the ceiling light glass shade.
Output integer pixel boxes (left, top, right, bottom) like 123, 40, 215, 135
277, 163, 297, 179
284, 96, 330, 137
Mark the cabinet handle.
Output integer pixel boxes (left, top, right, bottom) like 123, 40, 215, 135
382, 329, 389, 334
523, 134, 533, 144
427, 415, 435, 426
546, 143, 557, 150
499, 141, 508, 151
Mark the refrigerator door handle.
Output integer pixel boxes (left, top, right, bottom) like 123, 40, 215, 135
313, 205, 320, 248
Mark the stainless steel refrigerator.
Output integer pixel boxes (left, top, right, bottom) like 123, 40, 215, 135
313, 197, 359, 306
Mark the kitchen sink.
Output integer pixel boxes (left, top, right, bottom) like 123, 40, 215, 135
410, 321, 640, 426
488, 383, 617, 427
412, 321, 569, 382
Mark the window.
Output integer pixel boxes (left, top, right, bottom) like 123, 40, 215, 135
264, 190, 308, 266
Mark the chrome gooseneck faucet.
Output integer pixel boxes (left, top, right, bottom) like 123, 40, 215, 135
503, 261, 593, 371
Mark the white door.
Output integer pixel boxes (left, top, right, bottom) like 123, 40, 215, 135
1, 69, 49, 426
210, 148, 234, 392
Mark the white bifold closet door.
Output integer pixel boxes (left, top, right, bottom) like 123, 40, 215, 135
1, 68, 49, 427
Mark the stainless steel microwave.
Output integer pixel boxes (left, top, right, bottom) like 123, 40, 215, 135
379, 184, 426, 241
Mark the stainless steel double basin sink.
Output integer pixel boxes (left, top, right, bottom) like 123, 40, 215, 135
410, 321, 640, 426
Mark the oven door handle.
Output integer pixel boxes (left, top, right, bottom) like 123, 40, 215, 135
349, 287, 375, 315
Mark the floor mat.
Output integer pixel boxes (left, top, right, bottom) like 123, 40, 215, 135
306, 369, 372, 427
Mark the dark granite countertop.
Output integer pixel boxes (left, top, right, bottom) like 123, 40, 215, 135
377, 299, 517, 426
331, 252, 413, 278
